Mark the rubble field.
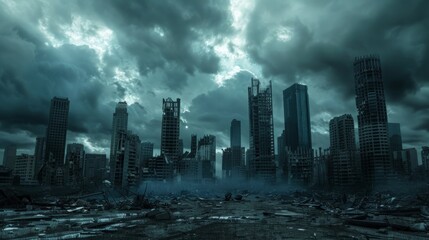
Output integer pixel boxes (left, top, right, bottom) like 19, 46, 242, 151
1, 186, 429, 239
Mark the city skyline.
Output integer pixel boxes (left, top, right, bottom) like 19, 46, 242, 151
1, 0, 429, 166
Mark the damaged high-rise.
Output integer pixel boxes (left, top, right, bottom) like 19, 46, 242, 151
41, 97, 69, 185
354, 55, 392, 185
65, 143, 85, 186
161, 98, 181, 166
110, 101, 128, 181
112, 130, 140, 188
248, 78, 276, 182
329, 114, 359, 186
198, 135, 216, 181
283, 83, 313, 185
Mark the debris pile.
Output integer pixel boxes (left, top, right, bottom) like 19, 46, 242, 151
1, 186, 429, 239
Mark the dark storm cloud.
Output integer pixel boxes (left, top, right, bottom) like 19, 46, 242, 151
0, 0, 233, 153
1, 0, 428, 158
244, 0, 429, 149
0, 6, 113, 149
183, 70, 254, 148
77, 0, 233, 91
246, 0, 429, 102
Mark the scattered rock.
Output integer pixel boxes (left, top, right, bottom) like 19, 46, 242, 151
225, 192, 232, 201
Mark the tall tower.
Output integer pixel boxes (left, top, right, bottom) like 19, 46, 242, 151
283, 83, 312, 152
354, 55, 391, 184
45, 97, 69, 168
248, 78, 275, 182
230, 119, 241, 148
112, 130, 140, 188
161, 98, 180, 161
329, 114, 357, 186
110, 101, 128, 180
110, 102, 128, 164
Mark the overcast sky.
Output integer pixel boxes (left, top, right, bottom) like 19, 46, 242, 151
1, 0, 428, 164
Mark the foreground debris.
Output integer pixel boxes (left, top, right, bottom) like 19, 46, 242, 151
1, 187, 429, 239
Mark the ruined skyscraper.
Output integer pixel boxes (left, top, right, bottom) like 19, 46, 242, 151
283, 83, 312, 152
197, 135, 216, 181
65, 143, 85, 186
329, 114, 358, 186
45, 97, 69, 168
41, 97, 69, 185
248, 78, 276, 182
112, 130, 140, 188
283, 83, 313, 185
110, 101, 128, 180
161, 98, 180, 162
354, 55, 392, 185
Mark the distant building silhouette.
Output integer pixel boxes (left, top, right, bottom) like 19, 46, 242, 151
198, 135, 216, 181
248, 78, 275, 182
329, 114, 358, 186
2, 145, 16, 170
44, 97, 69, 168
110, 101, 128, 180
222, 147, 245, 179
223, 119, 245, 179
354, 55, 392, 185
41, 97, 69, 185
286, 147, 313, 185
283, 83, 312, 152
142, 155, 173, 181
392, 148, 418, 176
65, 143, 85, 186
161, 98, 180, 163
